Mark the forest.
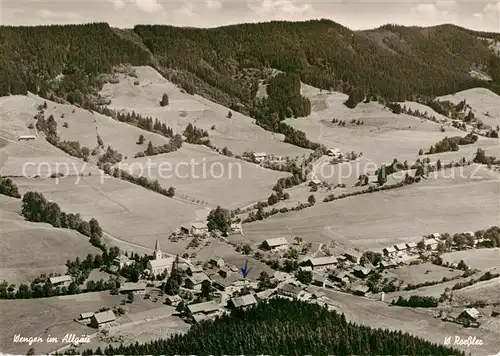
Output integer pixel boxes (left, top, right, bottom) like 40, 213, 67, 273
68, 298, 463, 355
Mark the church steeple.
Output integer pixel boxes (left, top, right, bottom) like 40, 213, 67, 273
154, 239, 162, 260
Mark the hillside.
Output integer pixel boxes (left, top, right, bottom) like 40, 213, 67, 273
72, 298, 462, 355
1, 21, 499, 112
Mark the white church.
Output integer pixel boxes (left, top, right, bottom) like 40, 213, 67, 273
147, 240, 175, 277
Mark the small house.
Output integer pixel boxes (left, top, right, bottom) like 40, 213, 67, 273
312, 273, 327, 287
353, 285, 370, 296
90, 310, 116, 328
304, 256, 338, 270
431, 233, 441, 239
344, 251, 362, 264
191, 222, 209, 236
255, 289, 274, 301
406, 242, 418, 251
380, 260, 397, 269
79, 312, 94, 320
229, 294, 257, 309
208, 257, 226, 269
423, 238, 439, 250
119, 282, 146, 294
187, 265, 203, 275
327, 148, 342, 157
218, 267, 229, 278
394, 243, 407, 252
165, 295, 182, 306
49, 275, 72, 287
353, 266, 371, 278
277, 283, 302, 299
299, 266, 313, 272
114, 254, 133, 269
253, 152, 267, 163
261, 237, 289, 250
187, 301, 219, 316
383, 246, 397, 257
330, 271, 349, 284
185, 272, 210, 290
458, 308, 480, 322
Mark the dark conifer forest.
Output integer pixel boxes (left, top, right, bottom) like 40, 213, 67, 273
1, 21, 499, 110
68, 299, 463, 355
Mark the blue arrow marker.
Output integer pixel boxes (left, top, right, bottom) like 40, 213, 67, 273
240, 259, 250, 279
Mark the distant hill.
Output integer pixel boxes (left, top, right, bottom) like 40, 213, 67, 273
72, 298, 463, 355
1, 20, 499, 111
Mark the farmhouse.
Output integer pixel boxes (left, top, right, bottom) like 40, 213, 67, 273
353, 266, 371, 278
253, 152, 267, 163
383, 246, 397, 257
49, 275, 72, 287
191, 222, 209, 236
255, 289, 274, 301
406, 242, 418, 251
380, 260, 397, 269
208, 256, 226, 268
277, 283, 302, 299
330, 271, 349, 284
114, 254, 133, 269
299, 266, 313, 272
187, 301, 220, 316
458, 308, 480, 322
304, 256, 338, 270
186, 272, 210, 290
312, 273, 327, 287
394, 243, 408, 252
90, 310, 116, 328
18, 135, 36, 141
261, 237, 289, 250
147, 240, 175, 276
353, 285, 370, 296
344, 251, 362, 264
165, 295, 182, 306
211, 274, 240, 291
423, 238, 439, 250
229, 294, 257, 309
187, 265, 203, 275
79, 312, 94, 320
327, 148, 342, 157
119, 282, 146, 294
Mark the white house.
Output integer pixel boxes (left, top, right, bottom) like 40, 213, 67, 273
229, 294, 257, 309
383, 246, 397, 257
191, 222, 209, 236
406, 242, 418, 251
147, 240, 175, 276
114, 254, 133, 269
394, 243, 408, 252
18, 135, 36, 141
261, 237, 289, 250
253, 152, 267, 163
327, 148, 342, 157
423, 238, 439, 250
49, 275, 72, 287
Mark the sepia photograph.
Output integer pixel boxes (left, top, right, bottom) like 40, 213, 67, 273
0, 0, 499, 354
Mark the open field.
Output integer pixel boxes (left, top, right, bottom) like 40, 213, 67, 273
0, 195, 100, 285
438, 88, 500, 128
0, 291, 173, 355
12, 175, 201, 255
442, 248, 500, 270
455, 277, 500, 304
384, 263, 463, 285
0, 94, 173, 160
119, 143, 289, 209
100, 66, 311, 157
288, 85, 465, 168
314, 287, 500, 356
243, 165, 500, 251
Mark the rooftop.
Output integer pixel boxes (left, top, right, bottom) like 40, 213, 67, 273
394, 243, 407, 250
92, 310, 116, 324
192, 222, 208, 229
231, 294, 257, 308
264, 237, 289, 247
119, 282, 146, 292
306, 256, 338, 266
49, 275, 72, 284
188, 301, 220, 314
149, 257, 175, 269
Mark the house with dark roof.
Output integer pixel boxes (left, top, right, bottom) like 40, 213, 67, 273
277, 283, 302, 299
344, 251, 362, 264
330, 271, 349, 284
90, 310, 116, 328
304, 256, 338, 270
312, 273, 327, 287
353, 285, 370, 296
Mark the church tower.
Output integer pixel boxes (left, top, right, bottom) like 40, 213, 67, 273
154, 239, 162, 260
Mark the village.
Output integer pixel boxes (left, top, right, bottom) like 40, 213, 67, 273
41, 219, 499, 354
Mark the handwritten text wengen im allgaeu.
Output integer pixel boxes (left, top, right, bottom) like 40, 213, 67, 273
13, 334, 91, 346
